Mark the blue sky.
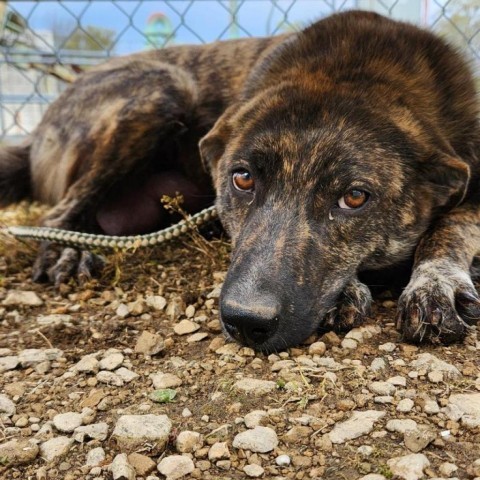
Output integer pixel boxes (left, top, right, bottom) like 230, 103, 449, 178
8, 1, 430, 55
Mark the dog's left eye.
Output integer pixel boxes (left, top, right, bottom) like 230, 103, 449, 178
338, 189, 369, 209
232, 169, 255, 192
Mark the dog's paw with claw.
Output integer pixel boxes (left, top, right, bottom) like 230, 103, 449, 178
322, 278, 372, 332
32, 242, 105, 287
396, 261, 480, 344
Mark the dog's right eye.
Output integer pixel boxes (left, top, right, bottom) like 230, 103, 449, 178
232, 169, 255, 193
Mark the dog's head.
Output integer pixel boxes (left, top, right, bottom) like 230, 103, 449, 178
200, 83, 470, 352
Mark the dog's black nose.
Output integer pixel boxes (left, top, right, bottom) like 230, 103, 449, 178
221, 297, 280, 347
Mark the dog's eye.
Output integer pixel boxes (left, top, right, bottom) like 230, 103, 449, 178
232, 169, 254, 192
338, 189, 369, 209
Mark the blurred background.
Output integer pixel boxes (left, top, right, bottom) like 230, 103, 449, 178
0, 0, 479, 143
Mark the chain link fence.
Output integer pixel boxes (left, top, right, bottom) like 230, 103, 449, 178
0, 0, 479, 143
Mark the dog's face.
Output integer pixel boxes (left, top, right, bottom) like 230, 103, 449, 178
200, 85, 469, 352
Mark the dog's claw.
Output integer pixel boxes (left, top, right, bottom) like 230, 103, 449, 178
32, 241, 103, 286
397, 269, 478, 344
322, 278, 372, 332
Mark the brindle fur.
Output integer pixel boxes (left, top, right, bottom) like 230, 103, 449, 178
1, 11, 480, 350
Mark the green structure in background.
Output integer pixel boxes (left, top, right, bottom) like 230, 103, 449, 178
144, 13, 174, 49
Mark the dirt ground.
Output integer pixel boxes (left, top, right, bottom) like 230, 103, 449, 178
1, 203, 480, 480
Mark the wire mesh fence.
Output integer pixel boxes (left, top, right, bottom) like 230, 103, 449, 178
1, 0, 479, 142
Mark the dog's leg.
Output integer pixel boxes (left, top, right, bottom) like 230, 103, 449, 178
396, 203, 480, 343
322, 277, 372, 332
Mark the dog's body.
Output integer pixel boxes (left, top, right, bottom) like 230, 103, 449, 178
2, 11, 480, 351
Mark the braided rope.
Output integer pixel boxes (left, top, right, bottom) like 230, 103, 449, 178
8, 206, 218, 250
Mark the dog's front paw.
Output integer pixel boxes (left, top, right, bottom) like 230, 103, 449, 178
396, 262, 480, 344
32, 242, 105, 287
323, 278, 372, 332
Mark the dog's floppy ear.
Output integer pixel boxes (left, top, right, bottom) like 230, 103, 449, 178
199, 104, 239, 183
420, 152, 470, 209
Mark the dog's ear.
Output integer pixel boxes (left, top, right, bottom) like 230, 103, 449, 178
199, 106, 236, 181
420, 152, 470, 209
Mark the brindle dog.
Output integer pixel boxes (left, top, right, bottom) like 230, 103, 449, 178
2, 11, 480, 352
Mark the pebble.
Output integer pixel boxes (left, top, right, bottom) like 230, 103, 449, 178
359, 475, 387, 480
116, 303, 130, 317
276, 454, 291, 466
428, 370, 444, 383
234, 378, 276, 395
74, 355, 99, 373
397, 398, 415, 413
404, 426, 436, 452
387, 376, 407, 387
173, 319, 200, 335
208, 441, 230, 460
145, 295, 167, 311
115, 367, 139, 383
40, 436, 73, 462
111, 453, 136, 480
150, 372, 182, 389
357, 445, 374, 457
0, 439, 39, 465
0, 355, 19, 371
176, 431, 202, 453
99, 352, 124, 371
409, 353, 460, 379
244, 410, 268, 428
157, 455, 194, 480
86, 447, 105, 467
341, 338, 358, 350
387, 453, 430, 480
96, 370, 124, 386
185, 305, 196, 318
379, 342, 397, 352
74, 423, 109, 442
369, 382, 396, 396
134, 331, 165, 355
386, 419, 418, 434
308, 341, 326, 355
232, 426, 278, 452
187, 332, 209, 343
424, 400, 440, 414
243, 464, 265, 477
53, 412, 83, 433
447, 393, 480, 427
370, 358, 387, 371
3, 290, 43, 306
329, 410, 386, 444
128, 453, 157, 476
19, 348, 63, 367
0, 394, 16, 417
113, 414, 172, 451
439, 462, 458, 477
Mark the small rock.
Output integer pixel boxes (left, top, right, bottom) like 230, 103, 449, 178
3, 290, 43, 306
370, 358, 387, 372
208, 441, 230, 460
176, 431, 202, 453
145, 295, 167, 311
234, 378, 276, 395
397, 398, 415, 413
116, 367, 139, 383
427, 370, 444, 383
113, 414, 172, 452
439, 462, 458, 477
341, 338, 358, 350
157, 455, 194, 480
127, 299, 144, 316
74, 355, 99, 373
359, 475, 387, 480
308, 341, 326, 355
19, 348, 62, 367
166, 296, 185, 319
150, 372, 182, 389
96, 370, 124, 386
423, 400, 440, 415
134, 331, 165, 355
0, 356, 19, 372
243, 464, 264, 477
232, 426, 278, 453
37, 314, 72, 326
111, 453, 135, 480
0, 394, 16, 417
86, 447, 105, 467
357, 445, 374, 457
329, 410, 386, 444
379, 342, 396, 352
276, 454, 291, 466
53, 412, 83, 433
369, 382, 396, 396
127, 453, 157, 476
447, 393, 480, 426
0, 439, 39, 465
404, 426, 436, 453
186, 332, 209, 343
185, 305, 196, 318
74, 423, 109, 442
409, 353, 460, 379
387, 376, 406, 387
244, 410, 268, 428
387, 453, 430, 480
40, 436, 73, 462
386, 419, 418, 434
116, 303, 130, 317
173, 320, 200, 335
99, 352, 124, 371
